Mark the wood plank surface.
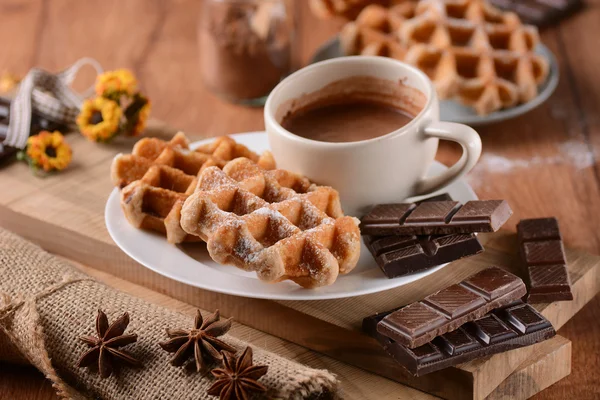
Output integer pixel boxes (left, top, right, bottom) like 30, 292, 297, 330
486, 336, 572, 400
0, 0, 599, 399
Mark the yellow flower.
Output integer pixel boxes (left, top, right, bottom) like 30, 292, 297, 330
77, 97, 122, 142
25, 131, 72, 172
130, 97, 151, 136
95, 69, 138, 97
0, 71, 21, 93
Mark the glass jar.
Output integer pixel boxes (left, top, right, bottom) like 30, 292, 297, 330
199, 0, 294, 106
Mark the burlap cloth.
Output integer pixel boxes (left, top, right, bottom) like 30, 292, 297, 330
0, 228, 340, 399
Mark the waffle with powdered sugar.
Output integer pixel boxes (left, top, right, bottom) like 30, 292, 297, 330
180, 157, 361, 288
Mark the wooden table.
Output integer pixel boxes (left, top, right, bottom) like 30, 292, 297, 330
0, 0, 598, 399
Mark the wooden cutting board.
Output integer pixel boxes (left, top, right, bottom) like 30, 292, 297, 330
1, 124, 597, 399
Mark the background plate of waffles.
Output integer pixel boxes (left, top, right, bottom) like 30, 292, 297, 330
309, 0, 560, 126
106, 132, 478, 300
311, 37, 558, 126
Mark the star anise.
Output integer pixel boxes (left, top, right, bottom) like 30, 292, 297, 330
207, 347, 268, 400
159, 309, 235, 372
77, 310, 142, 378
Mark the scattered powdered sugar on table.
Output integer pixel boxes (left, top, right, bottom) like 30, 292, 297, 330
559, 141, 595, 170
468, 139, 596, 187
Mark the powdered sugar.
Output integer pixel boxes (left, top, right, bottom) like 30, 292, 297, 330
254, 207, 300, 239
298, 204, 327, 230
559, 140, 595, 170
253, 206, 283, 218
468, 139, 596, 187
232, 234, 261, 264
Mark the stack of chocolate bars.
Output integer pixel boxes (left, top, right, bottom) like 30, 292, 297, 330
360, 196, 574, 376
360, 194, 512, 278
363, 268, 555, 375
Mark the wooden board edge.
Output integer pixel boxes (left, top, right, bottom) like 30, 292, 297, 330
484, 336, 571, 400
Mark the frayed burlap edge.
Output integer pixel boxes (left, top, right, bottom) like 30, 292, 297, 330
1, 283, 89, 400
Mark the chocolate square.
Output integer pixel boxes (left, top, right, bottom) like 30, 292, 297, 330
461, 267, 522, 301
523, 240, 566, 265
423, 284, 486, 318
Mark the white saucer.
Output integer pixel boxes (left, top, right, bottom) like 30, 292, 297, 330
105, 132, 478, 300
311, 37, 560, 127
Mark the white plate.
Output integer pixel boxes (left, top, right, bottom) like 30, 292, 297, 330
106, 132, 478, 300
311, 37, 560, 127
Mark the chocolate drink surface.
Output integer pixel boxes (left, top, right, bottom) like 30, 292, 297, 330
280, 101, 414, 143
275, 76, 426, 143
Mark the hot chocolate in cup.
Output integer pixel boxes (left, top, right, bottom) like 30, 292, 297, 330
264, 56, 482, 217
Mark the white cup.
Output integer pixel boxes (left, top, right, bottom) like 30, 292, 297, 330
264, 56, 482, 217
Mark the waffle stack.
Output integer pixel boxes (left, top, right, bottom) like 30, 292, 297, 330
180, 157, 361, 288
111, 133, 276, 243
340, 0, 550, 115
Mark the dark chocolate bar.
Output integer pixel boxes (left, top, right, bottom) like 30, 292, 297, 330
360, 200, 512, 236
364, 193, 483, 279
363, 193, 484, 279
490, 0, 583, 27
363, 193, 484, 278
364, 233, 484, 279
517, 218, 573, 303
377, 267, 527, 348
371, 301, 555, 376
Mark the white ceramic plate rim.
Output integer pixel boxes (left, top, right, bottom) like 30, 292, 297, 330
105, 132, 479, 300
310, 37, 560, 127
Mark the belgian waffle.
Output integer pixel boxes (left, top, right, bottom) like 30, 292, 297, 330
340, 2, 417, 59
113, 133, 276, 243
180, 158, 361, 288
340, 0, 550, 115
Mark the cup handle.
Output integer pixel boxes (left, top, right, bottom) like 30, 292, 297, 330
415, 121, 482, 196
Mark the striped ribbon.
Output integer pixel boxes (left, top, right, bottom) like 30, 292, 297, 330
2, 57, 103, 149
